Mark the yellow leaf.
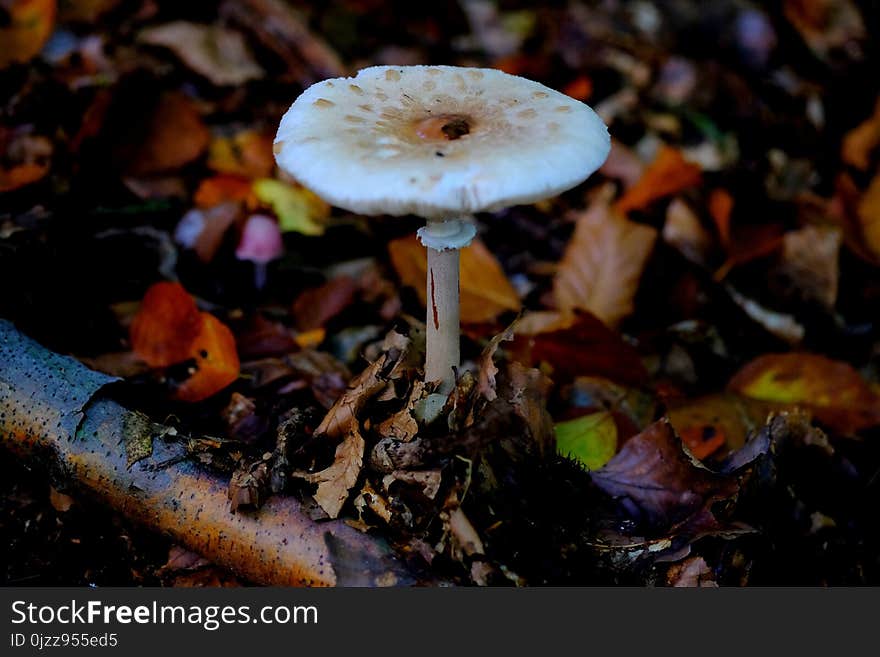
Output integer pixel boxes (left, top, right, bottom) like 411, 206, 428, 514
207, 130, 275, 179
728, 353, 880, 433
553, 192, 657, 327
388, 234, 520, 324
252, 178, 330, 236
555, 411, 618, 470
0, 0, 56, 68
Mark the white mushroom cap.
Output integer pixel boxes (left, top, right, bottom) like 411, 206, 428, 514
274, 65, 610, 219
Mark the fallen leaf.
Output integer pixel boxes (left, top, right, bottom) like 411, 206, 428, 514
194, 174, 257, 209
552, 194, 657, 327
174, 313, 241, 402
714, 224, 785, 280
783, 0, 866, 64
292, 276, 359, 331
0, 0, 56, 68
228, 458, 270, 511
476, 321, 516, 402
299, 425, 365, 519
174, 203, 241, 263
599, 139, 644, 189
512, 311, 649, 386
140, 21, 264, 86
252, 178, 329, 236
591, 420, 738, 527
563, 75, 593, 101
130, 282, 203, 367
315, 331, 410, 439
663, 197, 713, 265
0, 132, 52, 192
667, 393, 774, 455
57, 0, 118, 22
380, 380, 426, 443
388, 235, 520, 324
841, 99, 880, 170
505, 362, 556, 457
707, 188, 733, 247
727, 353, 880, 433
775, 224, 842, 309
125, 92, 210, 176
555, 411, 618, 470
667, 556, 718, 587
615, 145, 702, 214
207, 130, 275, 179
857, 171, 880, 260
726, 286, 805, 344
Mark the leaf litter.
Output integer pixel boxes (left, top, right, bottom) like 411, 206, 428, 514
2, 0, 880, 587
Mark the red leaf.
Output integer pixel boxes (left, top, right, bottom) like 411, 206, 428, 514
512, 312, 648, 386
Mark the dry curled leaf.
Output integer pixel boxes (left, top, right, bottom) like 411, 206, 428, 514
476, 322, 516, 402
298, 426, 365, 519
388, 235, 520, 324
553, 193, 657, 327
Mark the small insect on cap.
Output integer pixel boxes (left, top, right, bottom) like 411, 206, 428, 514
274, 65, 611, 219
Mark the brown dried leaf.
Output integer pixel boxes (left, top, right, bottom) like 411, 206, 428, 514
776, 224, 842, 309
667, 556, 718, 587
663, 197, 712, 265
476, 321, 516, 402
591, 420, 738, 527
388, 235, 520, 324
553, 193, 657, 327
376, 380, 424, 442
300, 426, 365, 519
315, 331, 410, 439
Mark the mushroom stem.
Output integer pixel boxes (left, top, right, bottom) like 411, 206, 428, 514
417, 218, 477, 393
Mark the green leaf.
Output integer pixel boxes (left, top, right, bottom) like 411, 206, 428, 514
252, 178, 330, 236
555, 411, 617, 470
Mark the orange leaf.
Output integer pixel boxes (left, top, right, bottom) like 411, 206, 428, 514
0, 0, 56, 68
207, 130, 275, 179
857, 171, 880, 261
615, 145, 702, 214
130, 282, 203, 367
841, 99, 880, 171
553, 191, 657, 327
708, 188, 733, 246
678, 426, 727, 461
388, 235, 520, 324
728, 353, 880, 433
194, 174, 256, 209
174, 313, 240, 402
0, 162, 48, 192
563, 76, 593, 101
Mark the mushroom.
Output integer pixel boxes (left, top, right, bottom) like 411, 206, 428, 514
274, 65, 609, 393
235, 213, 284, 290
